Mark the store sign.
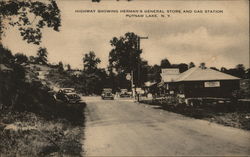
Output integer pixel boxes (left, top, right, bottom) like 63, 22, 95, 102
204, 81, 220, 87
161, 68, 179, 75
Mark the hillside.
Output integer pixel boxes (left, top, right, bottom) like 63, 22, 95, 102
0, 53, 86, 156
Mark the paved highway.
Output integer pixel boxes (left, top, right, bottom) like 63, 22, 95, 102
82, 96, 250, 156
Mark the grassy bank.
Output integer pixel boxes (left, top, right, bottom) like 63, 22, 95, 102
0, 102, 86, 156
140, 99, 250, 130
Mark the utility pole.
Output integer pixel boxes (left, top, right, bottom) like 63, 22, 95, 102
136, 36, 148, 102
131, 70, 134, 97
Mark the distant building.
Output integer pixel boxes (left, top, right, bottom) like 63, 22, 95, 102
161, 68, 180, 82
157, 68, 179, 95
161, 67, 240, 98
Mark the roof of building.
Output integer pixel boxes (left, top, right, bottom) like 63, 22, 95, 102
161, 67, 240, 82
161, 68, 180, 82
175, 67, 240, 82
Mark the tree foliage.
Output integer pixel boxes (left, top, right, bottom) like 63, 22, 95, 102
14, 53, 28, 64
0, 0, 61, 45
58, 61, 64, 73
0, 46, 53, 111
109, 32, 141, 73
199, 62, 206, 69
67, 64, 71, 71
160, 58, 171, 68
81, 51, 109, 94
0, 45, 14, 64
177, 63, 188, 73
222, 64, 246, 78
83, 51, 101, 74
36, 47, 48, 64
108, 32, 147, 89
188, 62, 195, 69
147, 64, 161, 83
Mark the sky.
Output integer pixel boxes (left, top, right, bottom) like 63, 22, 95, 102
2, 0, 249, 69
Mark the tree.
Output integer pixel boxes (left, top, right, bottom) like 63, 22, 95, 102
58, 61, 64, 73
199, 62, 206, 69
14, 53, 28, 64
0, 0, 61, 111
220, 67, 227, 73
177, 63, 188, 73
67, 64, 71, 71
94, 68, 109, 94
221, 64, 245, 78
81, 51, 106, 94
234, 64, 245, 78
160, 58, 171, 68
0, 0, 61, 45
109, 32, 143, 89
188, 62, 195, 69
220, 64, 247, 78
83, 51, 101, 74
36, 47, 48, 64
109, 32, 141, 73
147, 64, 161, 83
29, 56, 38, 63
171, 63, 188, 73
245, 68, 250, 79
0, 45, 14, 64
80, 67, 108, 95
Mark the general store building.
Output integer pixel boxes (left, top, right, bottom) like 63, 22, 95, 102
160, 67, 240, 98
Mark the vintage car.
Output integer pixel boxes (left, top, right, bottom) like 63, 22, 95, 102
119, 89, 131, 98
64, 92, 81, 103
56, 88, 81, 103
58, 88, 76, 94
101, 88, 114, 100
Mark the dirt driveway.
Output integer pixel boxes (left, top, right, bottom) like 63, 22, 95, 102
82, 97, 250, 156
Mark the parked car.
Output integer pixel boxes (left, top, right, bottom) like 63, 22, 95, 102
101, 88, 114, 100
64, 93, 81, 103
119, 89, 131, 98
56, 88, 81, 103
58, 88, 76, 94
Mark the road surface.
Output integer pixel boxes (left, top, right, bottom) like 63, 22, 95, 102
82, 97, 250, 156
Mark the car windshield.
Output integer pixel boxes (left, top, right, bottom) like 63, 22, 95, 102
63, 88, 75, 93
103, 88, 112, 93
103, 88, 112, 92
